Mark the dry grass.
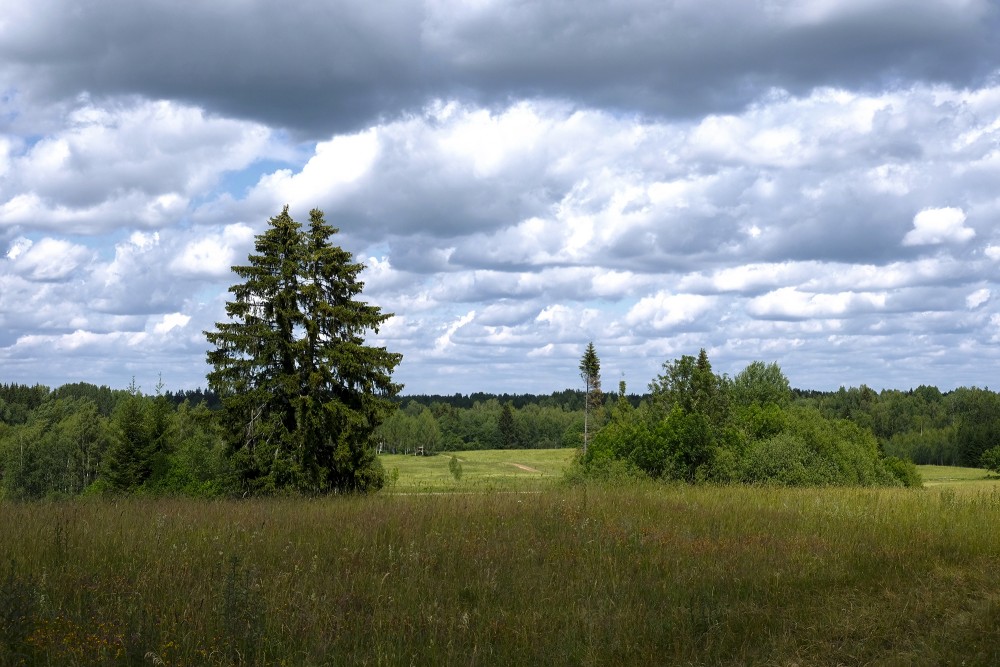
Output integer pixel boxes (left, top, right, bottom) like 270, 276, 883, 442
1, 482, 999, 665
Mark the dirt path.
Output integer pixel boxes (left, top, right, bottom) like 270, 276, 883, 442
507, 462, 541, 473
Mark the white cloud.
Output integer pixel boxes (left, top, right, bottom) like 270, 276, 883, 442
0, 98, 276, 233
747, 288, 887, 320
625, 293, 715, 331
6, 237, 91, 281
433, 310, 476, 354
903, 207, 975, 246
169, 224, 254, 278
153, 312, 192, 334
250, 129, 379, 209
15, 329, 148, 353
966, 288, 990, 309
5, 237, 31, 261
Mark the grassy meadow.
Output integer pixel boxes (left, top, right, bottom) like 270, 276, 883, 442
919, 464, 1000, 487
1, 453, 999, 665
380, 448, 575, 492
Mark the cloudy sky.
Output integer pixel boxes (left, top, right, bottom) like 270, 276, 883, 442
2, 0, 1000, 396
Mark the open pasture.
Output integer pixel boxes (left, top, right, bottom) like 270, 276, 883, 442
2, 478, 1000, 665
919, 464, 999, 487
380, 448, 575, 492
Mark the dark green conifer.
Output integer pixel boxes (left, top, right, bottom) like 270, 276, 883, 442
206, 207, 401, 494
103, 380, 152, 493
498, 403, 518, 449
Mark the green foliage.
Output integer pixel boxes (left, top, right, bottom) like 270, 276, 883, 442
152, 401, 229, 496
0, 384, 49, 424
448, 454, 463, 481
884, 456, 923, 487
950, 387, 1000, 467
50, 382, 121, 417
586, 351, 905, 487
0, 397, 109, 499
375, 405, 443, 455
205, 207, 402, 494
882, 425, 959, 466
980, 446, 1000, 475
649, 348, 727, 423
565, 455, 647, 485
741, 432, 838, 486
497, 403, 518, 449
102, 381, 154, 493
731, 361, 791, 408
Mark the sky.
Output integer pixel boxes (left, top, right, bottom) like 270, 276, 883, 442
2, 0, 1000, 396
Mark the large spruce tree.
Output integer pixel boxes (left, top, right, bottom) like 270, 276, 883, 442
205, 207, 401, 494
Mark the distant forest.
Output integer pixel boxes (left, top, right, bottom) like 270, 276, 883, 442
0, 378, 997, 499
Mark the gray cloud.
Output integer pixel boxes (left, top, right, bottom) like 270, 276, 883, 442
3, 0, 997, 137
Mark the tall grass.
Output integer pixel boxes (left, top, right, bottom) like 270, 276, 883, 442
1, 483, 999, 665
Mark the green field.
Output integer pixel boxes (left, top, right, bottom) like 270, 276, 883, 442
919, 464, 999, 487
380, 448, 576, 492
380, 448, 1000, 492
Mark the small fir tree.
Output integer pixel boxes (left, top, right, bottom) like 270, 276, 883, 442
103, 380, 152, 493
498, 403, 518, 449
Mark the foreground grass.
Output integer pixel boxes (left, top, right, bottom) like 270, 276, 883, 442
2, 483, 1000, 666
380, 448, 575, 492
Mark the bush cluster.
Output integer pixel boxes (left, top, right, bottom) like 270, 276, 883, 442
581, 352, 920, 487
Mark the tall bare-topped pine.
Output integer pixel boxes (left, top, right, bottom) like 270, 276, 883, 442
579, 342, 602, 455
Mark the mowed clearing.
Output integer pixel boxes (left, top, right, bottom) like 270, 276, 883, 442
380, 449, 997, 493
918, 464, 1000, 489
380, 448, 575, 492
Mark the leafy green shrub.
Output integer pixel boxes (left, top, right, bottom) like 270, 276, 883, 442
449, 455, 463, 481
980, 446, 1000, 475
884, 456, 923, 487
740, 432, 839, 486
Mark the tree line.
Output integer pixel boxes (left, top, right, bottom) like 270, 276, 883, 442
0, 381, 594, 499
6, 368, 1000, 497
0, 380, 227, 499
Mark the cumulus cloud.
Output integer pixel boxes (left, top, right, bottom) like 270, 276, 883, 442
169, 224, 255, 278
625, 293, 716, 332
433, 310, 476, 355
4, 237, 92, 281
0, 98, 277, 234
966, 288, 991, 309
152, 312, 192, 335
903, 207, 975, 246
747, 288, 888, 320
2, 0, 1000, 392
